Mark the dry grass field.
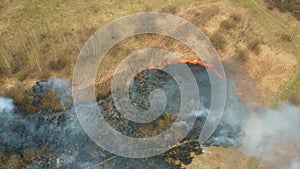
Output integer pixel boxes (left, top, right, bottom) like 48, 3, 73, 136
0, 0, 299, 168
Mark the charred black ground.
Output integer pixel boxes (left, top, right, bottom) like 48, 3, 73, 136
0, 63, 245, 168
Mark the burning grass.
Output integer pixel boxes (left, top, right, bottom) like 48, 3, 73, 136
1, 0, 298, 107
95, 34, 198, 99
1, 0, 300, 168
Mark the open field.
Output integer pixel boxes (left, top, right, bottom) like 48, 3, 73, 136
0, 0, 299, 106
0, 0, 299, 168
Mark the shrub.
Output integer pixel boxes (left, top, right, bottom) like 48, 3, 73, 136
160, 5, 178, 14
0, 66, 4, 75
3, 83, 37, 114
137, 112, 175, 137
235, 49, 248, 62
220, 13, 241, 30
144, 5, 152, 12
281, 34, 292, 41
267, 4, 274, 10
247, 39, 260, 54
40, 90, 67, 112
14, 71, 25, 81
191, 6, 219, 26
246, 157, 259, 169
49, 57, 67, 71
137, 123, 154, 137
6, 154, 24, 169
210, 31, 226, 51
265, 0, 300, 20
23, 150, 35, 164
38, 71, 51, 80
96, 80, 112, 100
290, 93, 300, 105
230, 13, 241, 22
220, 19, 236, 30
281, 30, 297, 42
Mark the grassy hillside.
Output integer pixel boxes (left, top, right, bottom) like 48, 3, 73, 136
238, 0, 300, 105
0, 0, 299, 168
0, 0, 204, 111
1, 0, 299, 108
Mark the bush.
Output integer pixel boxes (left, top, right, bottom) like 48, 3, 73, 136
2, 83, 37, 114
267, 4, 274, 10
14, 71, 25, 81
246, 157, 260, 169
137, 112, 175, 137
220, 13, 241, 30
281, 34, 292, 41
265, 0, 300, 20
23, 150, 35, 164
0, 66, 5, 75
38, 71, 51, 80
6, 154, 24, 169
290, 93, 300, 105
230, 13, 241, 22
190, 6, 220, 26
220, 19, 236, 30
49, 57, 67, 71
247, 39, 260, 54
210, 31, 226, 51
40, 91, 64, 112
144, 5, 152, 12
137, 123, 154, 137
160, 5, 178, 14
235, 49, 248, 62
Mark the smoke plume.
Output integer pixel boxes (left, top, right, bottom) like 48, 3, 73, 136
33, 78, 72, 106
0, 97, 14, 113
0, 73, 299, 168
238, 103, 300, 167
290, 160, 300, 169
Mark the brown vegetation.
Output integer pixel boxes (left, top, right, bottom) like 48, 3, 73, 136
137, 112, 176, 137
0, 0, 300, 168
0, 147, 53, 169
235, 49, 248, 63
265, 0, 300, 20
219, 13, 241, 30
247, 39, 261, 55
210, 31, 226, 51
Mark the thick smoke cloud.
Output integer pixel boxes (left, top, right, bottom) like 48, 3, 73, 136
239, 103, 300, 167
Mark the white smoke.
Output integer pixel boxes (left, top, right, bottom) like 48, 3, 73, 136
46, 78, 71, 105
33, 78, 71, 106
0, 97, 14, 113
0, 79, 99, 168
0, 97, 16, 124
290, 160, 300, 169
1, 76, 300, 168
239, 103, 300, 166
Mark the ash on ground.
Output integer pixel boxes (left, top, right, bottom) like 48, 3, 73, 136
0, 63, 245, 168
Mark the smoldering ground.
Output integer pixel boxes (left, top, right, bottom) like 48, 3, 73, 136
0, 69, 299, 169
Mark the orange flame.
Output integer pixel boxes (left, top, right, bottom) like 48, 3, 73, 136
146, 59, 227, 81
234, 88, 246, 102
145, 59, 247, 102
